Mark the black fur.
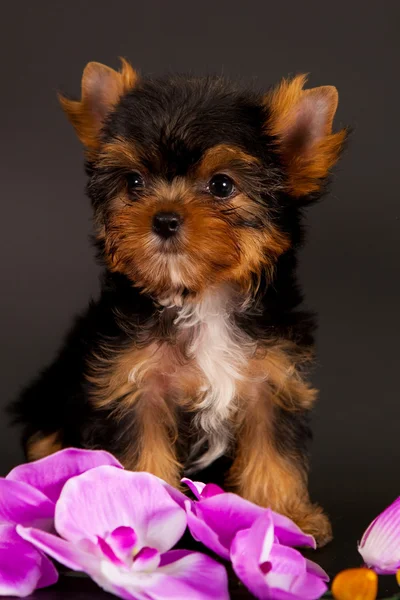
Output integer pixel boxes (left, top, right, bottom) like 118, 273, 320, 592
10, 73, 327, 478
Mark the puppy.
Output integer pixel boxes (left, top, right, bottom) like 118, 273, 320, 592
11, 59, 347, 546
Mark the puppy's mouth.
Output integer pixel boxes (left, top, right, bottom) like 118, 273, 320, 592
152, 236, 183, 255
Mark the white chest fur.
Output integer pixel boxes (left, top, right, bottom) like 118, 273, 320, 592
175, 288, 254, 471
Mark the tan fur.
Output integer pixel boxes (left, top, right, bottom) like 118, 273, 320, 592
228, 409, 308, 512
27, 432, 62, 461
103, 171, 289, 299
53, 66, 337, 546
265, 74, 347, 197
194, 143, 289, 289
59, 58, 138, 153
121, 393, 182, 487
196, 144, 260, 177
229, 226, 290, 295
97, 137, 141, 171
87, 286, 251, 473
239, 341, 318, 411
85, 292, 332, 544
228, 369, 332, 545
104, 191, 240, 297
87, 341, 200, 484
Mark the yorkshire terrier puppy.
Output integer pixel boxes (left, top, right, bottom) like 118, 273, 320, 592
11, 59, 346, 545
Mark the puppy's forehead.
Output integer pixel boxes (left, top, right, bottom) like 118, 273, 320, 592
106, 76, 266, 175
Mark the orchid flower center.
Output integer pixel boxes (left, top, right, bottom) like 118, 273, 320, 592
95, 526, 161, 573
260, 561, 273, 575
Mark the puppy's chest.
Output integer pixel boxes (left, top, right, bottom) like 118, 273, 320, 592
89, 294, 263, 424
131, 309, 252, 410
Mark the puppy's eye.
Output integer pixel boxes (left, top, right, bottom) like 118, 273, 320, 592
126, 171, 145, 194
208, 174, 236, 199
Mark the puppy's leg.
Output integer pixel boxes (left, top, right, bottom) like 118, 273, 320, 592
87, 342, 183, 487
26, 431, 63, 461
227, 354, 332, 546
119, 391, 182, 487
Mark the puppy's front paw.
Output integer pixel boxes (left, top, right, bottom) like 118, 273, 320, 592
295, 504, 333, 547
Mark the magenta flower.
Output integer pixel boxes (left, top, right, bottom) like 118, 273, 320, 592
182, 477, 316, 560
0, 448, 122, 596
231, 510, 329, 600
6, 447, 122, 502
359, 497, 400, 574
0, 523, 57, 597
18, 466, 229, 600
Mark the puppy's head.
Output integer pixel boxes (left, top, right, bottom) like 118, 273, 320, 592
60, 59, 346, 302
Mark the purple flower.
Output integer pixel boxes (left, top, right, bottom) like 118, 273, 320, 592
231, 511, 329, 600
0, 448, 122, 597
359, 497, 400, 574
6, 447, 122, 502
0, 523, 57, 597
18, 466, 229, 600
182, 477, 316, 560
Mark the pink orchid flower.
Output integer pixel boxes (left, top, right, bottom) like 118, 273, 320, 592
18, 466, 229, 600
0, 523, 56, 597
359, 497, 400, 574
231, 510, 329, 600
182, 477, 316, 560
0, 448, 122, 596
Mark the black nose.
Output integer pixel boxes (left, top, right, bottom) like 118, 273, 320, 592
152, 211, 182, 239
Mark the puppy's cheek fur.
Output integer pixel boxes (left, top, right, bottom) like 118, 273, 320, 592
101, 197, 289, 297
229, 226, 290, 292
102, 203, 233, 294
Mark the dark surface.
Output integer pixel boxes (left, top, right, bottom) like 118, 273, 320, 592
0, 1, 399, 598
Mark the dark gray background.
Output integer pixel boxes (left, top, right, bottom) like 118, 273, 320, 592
1, 0, 399, 550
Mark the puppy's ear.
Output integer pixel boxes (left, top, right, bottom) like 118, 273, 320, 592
59, 58, 138, 151
265, 74, 347, 197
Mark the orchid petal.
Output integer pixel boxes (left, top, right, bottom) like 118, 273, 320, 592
0, 524, 57, 597
150, 549, 229, 600
132, 547, 160, 572
266, 544, 328, 600
19, 526, 228, 600
183, 479, 314, 558
181, 478, 205, 499
231, 528, 269, 599
231, 514, 327, 600
359, 497, 400, 574
7, 448, 123, 503
201, 483, 225, 498
181, 478, 224, 500
17, 525, 100, 573
157, 478, 189, 509
271, 511, 316, 549
97, 562, 156, 600
35, 553, 59, 590
97, 537, 122, 566
107, 527, 138, 564
0, 478, 54, 527
185, 499, 230, 559
186, 491, 264, 558
17, 527, 136, 600
305, 558, 330, 583
99, 550, 229, 600
55, 466, 186, 552
230, 513, 276, 599
253, 511, 276, 564
331, 568, 378, 600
